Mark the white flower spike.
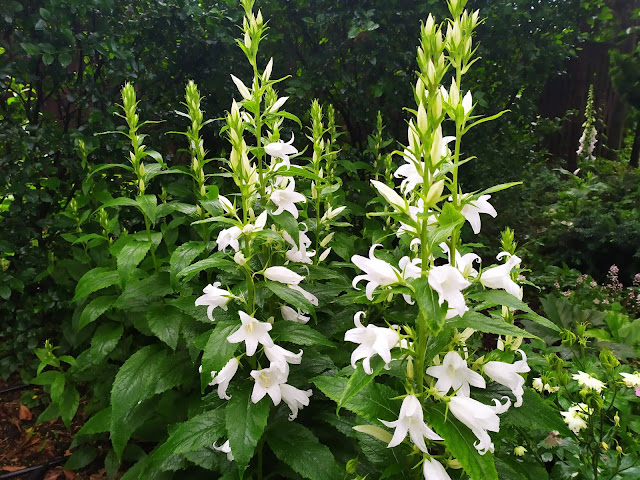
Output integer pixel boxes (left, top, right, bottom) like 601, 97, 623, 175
483, 350, 530, 407
426, 350, 486, 397
195, 282, 233, 320
344, 311, 400, 374
379, 394, 442, 453
226, 311, 274, 356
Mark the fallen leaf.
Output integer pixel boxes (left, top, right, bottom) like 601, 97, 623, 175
63, 470, 76, 479
19, 405, 33, 420
44, 466, 64, 480
0, 466, 26, 472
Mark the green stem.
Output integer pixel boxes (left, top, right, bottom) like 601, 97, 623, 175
144, 216, 158, 272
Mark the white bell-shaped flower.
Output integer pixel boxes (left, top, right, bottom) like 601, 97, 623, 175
205, 357, 239, 400
394, 151, 424, 194
479, 252, 522, 299
280, 384, 312, 421
212, 439, 234, 461
226, 311, 274, 356
352, 244, 401, 300
264, 266, 305, 285
265, 344, 303, 371
264, 134, 298, 170
217, 226, 242, 252
195, 282, 233, 320
281, 305, 310, 324
422, 457, 452, 480
483, 350, 530, 407
379, 394, 442, 453
460, 194, 497, 234
344, 311, 399, 374
268, 178, 306, 218
426, 350, 486, 397
428, 265, 471, 319
448, 396, 509, 455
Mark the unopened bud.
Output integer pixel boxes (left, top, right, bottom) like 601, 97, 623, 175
417, 102, 428, 133
426, 179, 445, 205
320, 232, 335, 247
406, 356, 414, 381
234, 251, 246, 266
346, 459, 357, 475
352, 425, 393, 443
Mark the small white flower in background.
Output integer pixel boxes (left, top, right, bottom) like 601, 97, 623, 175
428, 265, 471, 319
217, 226, 242, 252
483, 350, 530, 407
264, 134, 298, 169
281, 305, 310, 324
533, 377, 559, 394
462, 90, 473, 116
448, 396, 505, 455
514, 446, 527, 457
399, 256, 421, 305
620, 372, 640, 388
205, 357, 239, 400
217, 194, 235, 214
572, 371, 606, 393
561, 403, 592, 434
195, 282, 234, 320
422, 457, 452, 480
289, 284, 318, 306
370, 179, 407, 212
265, 344, 303, 371
460, 194, 497, 234
352, 244, 402, 300
264, 265, 305, 285
227, 311, 274, 356
480, 252, 522, 299
212, 439, 234, 461
280, 384, 312, 421
379, 394, 442, 453
268, 178, 306, 218
344, 311, 399, 374
426, 350, 486, 397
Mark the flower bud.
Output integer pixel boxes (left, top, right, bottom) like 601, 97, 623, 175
417, 102, 428, 133
234, 251, 247, 266
514, 446, 527, 457
352, 425, 393, 443
426, 179, 445, 205
320, 232, 335, 247
346, 459, 357, 475
599, 348, 620, 369
406, 356, 414, 381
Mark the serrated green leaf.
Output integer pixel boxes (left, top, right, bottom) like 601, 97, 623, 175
78, 296, 117, 330
59, 385, 80, 428
169, 242, 206, 290
338, 357, 385, 412
88, 323, 124, 364
412, 277, 447, 335
73, 268, 119, 302
226, 383, 270, 475
76, 407, 112, 436
201, 321, 239, 393
110, 346, 191, 460
177, 256, 236, 283
136, 194, 158, 224
270, 321, 333, 347
449, 311, 539, 339
114, 274, 172, 311
265, 281, 315, 314
146, 304, 184, 350
425, 403, 498, 480
267, 421, 342, 480
117, 240, 152, 282
144, 408, 225, 473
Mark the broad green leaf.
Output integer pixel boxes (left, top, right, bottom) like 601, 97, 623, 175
58, 52, 72, 68
76, 407, 112, 436
479, 182, 523, 196
114, 274, 172, 311
73, 268, 120, 302
169, 242, 206, 290
226, 383, 270, 475
201, 321, 239, 392
470, 290, 561, 332
110, 346, 191, 460
267, 421, 342, 480
312, 375, 397, 421
117, 240, 152, 282
412, 277, 447, 335
500, 389, 571, 436
449, 312, 539, 339
89, 323, 124, 364
64, 446, 97, 470
136, 194, 158, 224
146, 304, 184, 350
98, 196, 138, 209
426, 403, 498, 480
270, 321, 333, 347
145, 408, 226, 471
337, 357, 386, 412
89, 165, 134, 179
59, 385, 80, 428
265, 281, 315, 314
78, 295, 116, 330
177, 256, 237, 283
31, 370, 62, 385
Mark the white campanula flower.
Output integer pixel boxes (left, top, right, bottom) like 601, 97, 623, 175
422, 457, 452, 480
217, 194, 235, 214
205, 357, 239, 400
426, 350, 485, 397
265, 344, 303, 371
479, 252, 522, 299
230, 74, 252, 100
449, 396, 509, 455
483, 350, 530, 407
217, 226, 242, 252
195, 282, 233, 320
227, 311, 274, 356
352, 244, 401, 300
561, 403, 592, 434
399, 256, 421, 305
620, 372, 640, 388
344, 311, 399, 374
440, 243, 480, 278
241, 210, 268, 235
264, 134, 298, 170
268, 178, 306, 218
379, 394, 442, 453
281, 305, 310, 324
370, 180, 407, 212
250, 364, 312, 420
282, 229, 315, 264
460, 194, 497, 234
212, 439, 234, 461
572, 371, 606, 393
264, 266, 305, 285
428, 265, 471, 319
394, 151, 424, 194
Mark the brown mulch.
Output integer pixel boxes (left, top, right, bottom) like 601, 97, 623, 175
0, 376, 110, 480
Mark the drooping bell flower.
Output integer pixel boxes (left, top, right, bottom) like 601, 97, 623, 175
379, 394, 442, 453
426, 350, 485, 397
